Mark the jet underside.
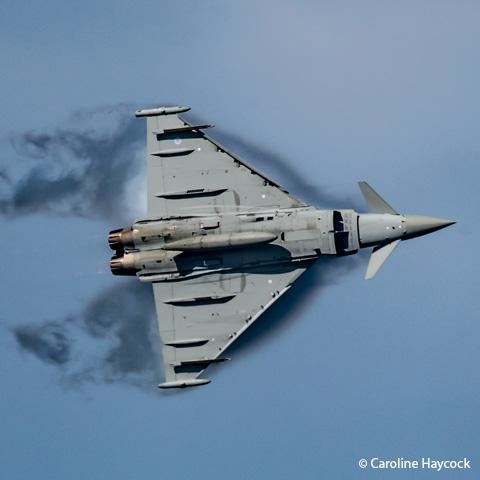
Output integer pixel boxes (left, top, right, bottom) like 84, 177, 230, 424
107, 106, 454, 388
109, 207, 360, 282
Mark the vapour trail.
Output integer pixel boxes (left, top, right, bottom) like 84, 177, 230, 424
12, 281, 161, 390
0, 103, 144, 224
6, 103, 363, 390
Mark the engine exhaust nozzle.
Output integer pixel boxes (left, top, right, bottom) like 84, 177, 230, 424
109, 254, 138, 276
108, 228, 135, 251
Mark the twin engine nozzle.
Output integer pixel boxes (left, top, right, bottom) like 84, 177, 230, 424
108, 227, 135, 252
108, 227, 136, 275
109, 254, 138, 276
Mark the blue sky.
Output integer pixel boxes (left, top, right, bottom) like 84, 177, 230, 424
1, 1, 478, 478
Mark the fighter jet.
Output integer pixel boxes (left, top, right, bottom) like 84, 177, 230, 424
108, 106, 455, 388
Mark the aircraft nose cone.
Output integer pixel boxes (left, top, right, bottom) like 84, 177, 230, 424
404, 215, 456, 239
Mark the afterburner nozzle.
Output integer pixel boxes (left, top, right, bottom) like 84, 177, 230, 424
109, 254, 138, 276
404, 215, 456, 240
108, 227, 134, 251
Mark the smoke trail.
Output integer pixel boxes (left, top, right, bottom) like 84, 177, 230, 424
0, 168, 11, 184
225, 253, 364, 357
11, 281, 161, 389
11, 256, 363, 389
0, 105, 362, 222
214, 130, 363, 210
13, 321, 72, 365
0, 103, 144, 223
5, 103, 364, 389
81, 282, 160, 381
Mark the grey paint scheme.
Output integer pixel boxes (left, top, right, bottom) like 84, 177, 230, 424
108, 106, 455, 388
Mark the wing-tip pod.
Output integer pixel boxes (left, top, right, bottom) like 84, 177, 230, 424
135, 106, 190, 117
158, 378, 211, 389
365, 239, 401, 279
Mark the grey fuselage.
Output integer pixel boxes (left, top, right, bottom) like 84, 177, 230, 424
107, 105, 457, 389
109, 208, 423, 282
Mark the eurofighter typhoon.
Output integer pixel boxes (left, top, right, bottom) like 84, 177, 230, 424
108, 106, 455, 389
